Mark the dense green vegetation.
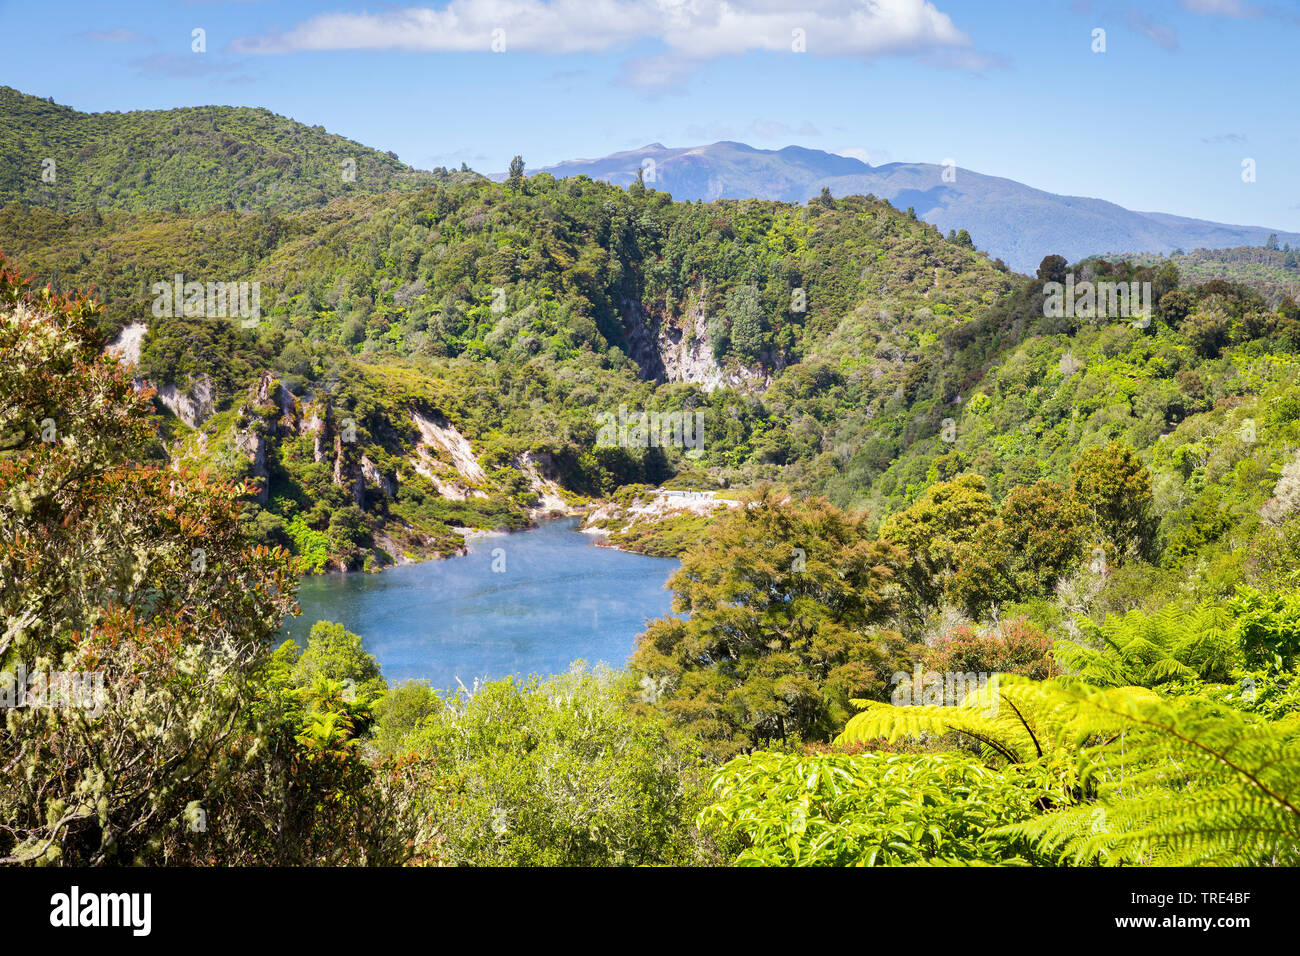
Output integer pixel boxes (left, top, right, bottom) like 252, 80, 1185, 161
631, 488, 912, 759
0, 87, 477, 214
1125, 243, 1300, 307
5, 253, 1300, 867
0, 156, 1017, 570
5, 90, 1299, 577
0, 265, 418, 863
5, 93, 1300, 867
373, 667, 720, 866
701, 751, 1061, 865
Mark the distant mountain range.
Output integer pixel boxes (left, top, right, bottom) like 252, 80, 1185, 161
5, 83, 1295, 276
526, 142, 1300, 274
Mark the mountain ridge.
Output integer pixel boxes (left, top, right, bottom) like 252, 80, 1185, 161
527, 140, 1300, 274
8, 81, 1293, 276
0, 86, 481, 214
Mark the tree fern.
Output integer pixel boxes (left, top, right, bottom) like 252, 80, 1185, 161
1000, 685, 1300, 865
1053, 600, 1238, 689
835, 675, 1158, 767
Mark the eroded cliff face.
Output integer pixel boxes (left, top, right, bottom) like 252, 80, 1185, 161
105, 321, 219, 429
140, 364, 531, 518
410, 409, 489, 501
96, 327, 575, 571
156, 377, 216, 429
105, 321, 146, 368
622, 299, 771, 392
232, 371, 379, 509
361, 455, 396, 498
514, 450, 569, 515
235, 372, 285, 507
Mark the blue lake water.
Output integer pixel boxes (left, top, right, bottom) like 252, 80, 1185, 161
281, 518, 680, 690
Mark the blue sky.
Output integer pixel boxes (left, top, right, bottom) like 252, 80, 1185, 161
2, 0, 1298, 230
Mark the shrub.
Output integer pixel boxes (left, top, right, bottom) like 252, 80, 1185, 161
925, 618, 1055, 680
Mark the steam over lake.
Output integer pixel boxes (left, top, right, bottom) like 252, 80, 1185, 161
282, 518, 679, 690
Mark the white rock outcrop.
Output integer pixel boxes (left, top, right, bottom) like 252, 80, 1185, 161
410, 410, 488, 499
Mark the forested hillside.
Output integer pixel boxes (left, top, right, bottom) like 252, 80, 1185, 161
1124, 243, 1300, 306
6, 257, 1299, 866
5, 87, 1300, 872
5, 153, 1300, 587
0, 87, 479, 214
0, 171, 1021, 570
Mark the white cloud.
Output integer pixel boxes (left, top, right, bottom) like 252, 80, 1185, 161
232, 0, 973, 68
837, 146, 874, 164
234, 1, 652, 55
83, 28, 144, 44
131, 53, 252, 79
1179, 0, 1260, 16
615, 53, 699, 92
1128, 10, 1179, 50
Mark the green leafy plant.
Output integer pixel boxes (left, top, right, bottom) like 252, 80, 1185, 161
700, 750, 1061, 866
1053, 600, 1239, 688
999, 686, 1300, 866
836, 675, 1159, 767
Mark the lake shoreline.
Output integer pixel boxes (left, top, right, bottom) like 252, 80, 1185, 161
312, 505, 604, 577
304, 488, 720, 578
284, 515, 679, 689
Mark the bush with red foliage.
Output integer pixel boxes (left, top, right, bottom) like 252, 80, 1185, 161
924, 618, 1055, 680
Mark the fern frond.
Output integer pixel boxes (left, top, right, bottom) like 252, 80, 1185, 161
838, 676, 1157, 766
1057, 601, 1240, 689
1002, 685, 1300, 866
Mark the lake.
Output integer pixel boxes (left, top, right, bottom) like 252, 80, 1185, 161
281, 517, 680, 690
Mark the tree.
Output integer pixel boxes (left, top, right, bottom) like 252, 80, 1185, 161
1052, 598, 1239, 687
1001, 481, 1085, 590
838, 675, 1154, 765
0, 257, 415, 865
1070, 442, 1156, 561
275, 619, 387, 701
706, 311, 730, 362
632, 487, 910, 758
1003, 481, 1085, 580
843, 616, 1300, 867
1183, 308, 1231, 358
948, 481, 1085, 617
725, 284, 766, 363
397, 667, 718, 865
0, 259, 275, 862
945, 521, 1018, 616
999, 685, 1300, 866
507, 154, 525, 191
879, 473, 997, 612
373, 680, 442, 751
1158, 288, 1196, 328
1037, 254, 1068, 285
